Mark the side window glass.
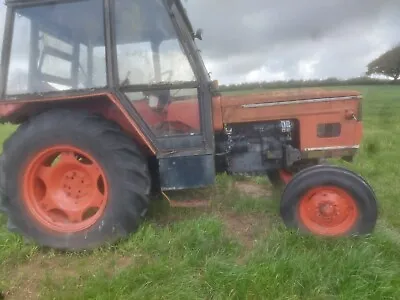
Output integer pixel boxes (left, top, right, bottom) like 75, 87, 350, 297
115, 0, 201, 138
38, 34, 73, 90
114, 0, 197, 86
159, 39, 195, 82
0, 5, 5, 69
7, 14, 31, 94
6, 0, 106, 96
78, 44, 88, 89
117, 42, 155, 85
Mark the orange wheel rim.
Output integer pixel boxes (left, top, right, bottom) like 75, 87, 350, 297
298, 186, 359, 236
22, 145, 109, 233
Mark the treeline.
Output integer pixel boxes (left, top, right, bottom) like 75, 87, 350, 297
218, 76, 399, 92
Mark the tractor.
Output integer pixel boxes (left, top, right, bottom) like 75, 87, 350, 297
0, 0, 377, 250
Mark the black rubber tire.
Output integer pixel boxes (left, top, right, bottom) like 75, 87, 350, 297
0, 153, 6, 213
280, 165, 378, 236
0, 153, 16, 232
0, 109, 151, 251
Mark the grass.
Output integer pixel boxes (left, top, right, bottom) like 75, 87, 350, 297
1, 85, 400, 299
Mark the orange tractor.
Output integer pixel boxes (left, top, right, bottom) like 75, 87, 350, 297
0, 0, 377, 250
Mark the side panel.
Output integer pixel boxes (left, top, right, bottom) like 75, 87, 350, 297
158, 153, 215, 190
221, 97, 363, 151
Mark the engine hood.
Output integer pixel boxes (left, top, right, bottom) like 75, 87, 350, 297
220, 88, 361, 107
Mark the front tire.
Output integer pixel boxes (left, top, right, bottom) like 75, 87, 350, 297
280, 165, 378, 236
1, 109, 150, 251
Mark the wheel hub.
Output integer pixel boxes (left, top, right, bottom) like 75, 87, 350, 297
299, 186, 358, 236
61, 170, 91, 200
312, 192, 340, 219
23, 146, 108, 233
319, 202, 335, 217
309, 191, 350, 224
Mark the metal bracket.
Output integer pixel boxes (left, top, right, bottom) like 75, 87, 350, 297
284, 144, 302, 168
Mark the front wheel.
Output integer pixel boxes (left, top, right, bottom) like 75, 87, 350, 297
1, 109, 151, 251
280, 165, 378, 236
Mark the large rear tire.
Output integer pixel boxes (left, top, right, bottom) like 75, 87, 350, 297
280, 165, 378, 236
0, 109, 150, 251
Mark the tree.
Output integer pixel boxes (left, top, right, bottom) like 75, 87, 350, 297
366, 45, 400, 81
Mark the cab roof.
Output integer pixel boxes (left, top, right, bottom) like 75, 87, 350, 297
6, 0, 184, 46
4, 0, 187, 47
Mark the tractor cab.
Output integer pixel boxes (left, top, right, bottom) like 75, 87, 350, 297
1, 0, 216, 190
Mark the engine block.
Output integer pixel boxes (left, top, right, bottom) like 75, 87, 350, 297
216, 120, 301, 175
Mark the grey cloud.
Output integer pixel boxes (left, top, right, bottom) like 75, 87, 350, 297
186, 0, 400, 58
184, 0, 400, 82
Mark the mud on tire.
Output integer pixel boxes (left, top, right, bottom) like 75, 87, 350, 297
0, 109, 151, 251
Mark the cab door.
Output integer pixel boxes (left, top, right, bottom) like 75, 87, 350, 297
109, 0, 215, 190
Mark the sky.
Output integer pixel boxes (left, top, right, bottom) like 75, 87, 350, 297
1, 1, 400, 85
182, 0, 400, 84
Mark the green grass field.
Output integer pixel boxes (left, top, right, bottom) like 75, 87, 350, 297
1, 85, 400, 299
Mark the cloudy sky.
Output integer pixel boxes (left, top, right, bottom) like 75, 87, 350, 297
183, 0, 400, 84
1, 1, 400, 84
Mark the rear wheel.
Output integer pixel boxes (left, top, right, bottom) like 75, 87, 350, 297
1, 109, 150, 250
280, 165, 377, 236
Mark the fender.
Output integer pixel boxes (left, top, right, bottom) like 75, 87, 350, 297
0, 93, 157, 155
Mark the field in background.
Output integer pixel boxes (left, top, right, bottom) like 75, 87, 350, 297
1, 85, 400, 299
